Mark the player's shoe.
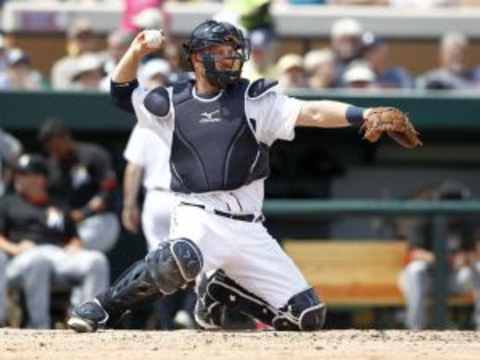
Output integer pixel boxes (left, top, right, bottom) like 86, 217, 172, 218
67, 299, 109, 333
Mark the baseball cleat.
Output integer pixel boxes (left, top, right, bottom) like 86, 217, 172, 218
193, 298, 224, 330
67, 299, 109, 333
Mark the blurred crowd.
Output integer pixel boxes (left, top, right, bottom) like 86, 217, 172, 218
1, 0, 480, 92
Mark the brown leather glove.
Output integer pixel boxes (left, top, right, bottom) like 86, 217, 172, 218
360, 107, 423, 148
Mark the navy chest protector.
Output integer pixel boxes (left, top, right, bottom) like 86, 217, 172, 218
147, 80, 270, 193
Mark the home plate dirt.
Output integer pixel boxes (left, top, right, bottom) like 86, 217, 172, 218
1, 329, 479, 360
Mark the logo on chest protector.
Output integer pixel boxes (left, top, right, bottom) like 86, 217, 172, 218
199, 109, 221, 124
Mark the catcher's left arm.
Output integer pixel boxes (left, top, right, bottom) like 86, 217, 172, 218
296, 101, 422, 148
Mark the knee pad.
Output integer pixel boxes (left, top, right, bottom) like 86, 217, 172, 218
272, 288, 327, 331
145, 238, 203, 295
201, 270, 277, 326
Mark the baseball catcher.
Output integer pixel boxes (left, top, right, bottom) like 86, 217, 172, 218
67, 20, 422, 334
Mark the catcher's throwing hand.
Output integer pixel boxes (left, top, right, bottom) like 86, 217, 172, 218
361, 107, 423, 148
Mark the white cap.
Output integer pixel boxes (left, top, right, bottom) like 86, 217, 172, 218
70, 53, 103, 81
276, 54, 304, 73
331, 18, 363, 39
343, 62, 375, 83
304, 49, 334, 73
139, 59, 171, 81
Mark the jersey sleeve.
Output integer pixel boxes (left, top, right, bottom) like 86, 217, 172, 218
131, 85, 174, 131
245, 89, 302, 146
123, 125, 149, 166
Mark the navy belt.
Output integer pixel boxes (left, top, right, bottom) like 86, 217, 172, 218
181, 202, 264, 223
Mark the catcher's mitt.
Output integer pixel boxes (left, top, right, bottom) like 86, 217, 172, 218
360, 107, 422, 148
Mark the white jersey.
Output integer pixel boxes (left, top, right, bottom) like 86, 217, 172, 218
123, 125, 170, 191
131, 82, 302, 215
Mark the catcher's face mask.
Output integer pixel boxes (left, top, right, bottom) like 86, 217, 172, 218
183, 20, 250, 88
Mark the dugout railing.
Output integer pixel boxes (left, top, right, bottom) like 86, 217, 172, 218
263, 199, 480, 329
2, 89, 480, 131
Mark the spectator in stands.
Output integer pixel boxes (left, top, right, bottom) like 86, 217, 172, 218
389, 0, 460, 7
38, 119, 120, 253
68, 54, 105, 91
0, 48, 45, 91
329, 18, 365, 86
398, 181, 480, 330
0, 154, 109, 328
341, 61, 377, 89
242, 28, 277, 81
304, 48, 336, 89
276, 53, 308, 89
287, 0, 328, 4
362, 33, 413, 89
0, 129, 22, 198
138, 58, 171, 89
51, 18, 102, 90
417, 32, 480, 90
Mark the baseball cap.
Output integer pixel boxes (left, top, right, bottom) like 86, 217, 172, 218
249, 29, 274, 50
67, 18, 94, 39
304, 49, 334, 73
16, 154, 49, 176
342, 62, 375, 83
139, 59, 171, 81
7, 48, 31, 66
276, 53, 304, 73
362, 32, 385, 51
37, 118, 70, 143
331, 18, 363, 39
70, 53, 104, 81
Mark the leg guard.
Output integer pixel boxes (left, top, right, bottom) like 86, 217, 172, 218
101, 238, 203, 315
196, 270, 277, 327
145, 238, 203, 294
272, 288, 327, 331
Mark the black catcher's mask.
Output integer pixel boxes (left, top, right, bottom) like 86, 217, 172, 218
183, 20, 250, 88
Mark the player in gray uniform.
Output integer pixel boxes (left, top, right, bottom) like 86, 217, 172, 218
0, 154, 109, 328
398, 182, 480, 330
67, 20, 417, 333
38, 120, 120, 253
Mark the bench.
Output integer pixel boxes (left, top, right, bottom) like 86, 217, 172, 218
283, 240, 473, 308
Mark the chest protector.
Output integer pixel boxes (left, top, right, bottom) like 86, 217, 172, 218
167, 80, 269, 193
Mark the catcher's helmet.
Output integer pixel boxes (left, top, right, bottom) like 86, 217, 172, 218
183, 20, 250, 88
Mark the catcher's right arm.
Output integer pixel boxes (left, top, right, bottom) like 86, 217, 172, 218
361, 107, 422, 149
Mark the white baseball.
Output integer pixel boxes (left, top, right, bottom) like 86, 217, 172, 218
144, 30, 164, 48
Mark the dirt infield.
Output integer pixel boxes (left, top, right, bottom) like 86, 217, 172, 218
1, 329, 480, 360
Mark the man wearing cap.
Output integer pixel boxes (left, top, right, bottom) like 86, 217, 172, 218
0, 48, 45, 91
241, 28, 277, 81
329, 17, 365, 86
0, 154, 109, 328
51, 18, 102, 90
276, 53, 308, 90
38, 119, 120, 253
